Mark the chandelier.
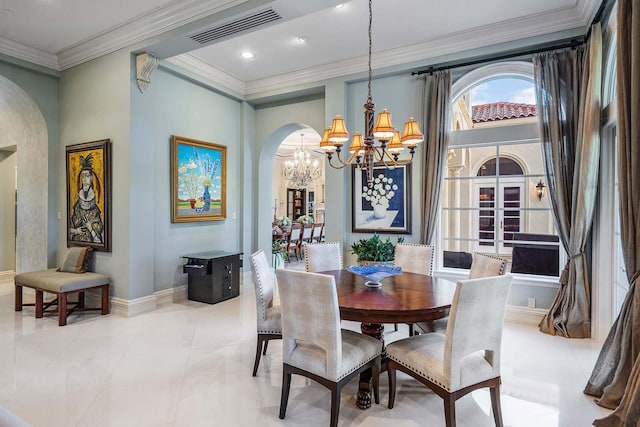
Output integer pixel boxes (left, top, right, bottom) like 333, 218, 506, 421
281, 133, 322, 189
320, 0, 423, 186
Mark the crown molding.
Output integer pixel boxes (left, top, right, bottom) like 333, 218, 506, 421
245, 6, 586, 95
57, 0, 245, 70
0, 38, 59, 70
578, 0, 603, 24
166, 53, 246, 94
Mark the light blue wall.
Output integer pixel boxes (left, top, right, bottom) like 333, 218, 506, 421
253, 96, 325, 257
0, 56, 59, 268
59, 50, 133, 298
130, 64, 243, 294
343, 73, 424, 263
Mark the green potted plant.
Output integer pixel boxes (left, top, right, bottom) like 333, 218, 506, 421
272, 239, 287, 269
350, 233, 404, 265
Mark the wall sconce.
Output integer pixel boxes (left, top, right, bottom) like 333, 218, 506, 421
536, 180, 546, 201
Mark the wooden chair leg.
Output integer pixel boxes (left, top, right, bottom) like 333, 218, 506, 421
263, 340, 269, 355
387, 365, 397, 409
78, 291, 85, 308
372, 359, 380, 405
101, 285, 109, 315
252, 336, 264, 377
444, 395, 456, 427
409, 324, 414, 336
35, 290, 44, 318
329, 384, 341, 427
279, 367, 292, 419
490, 382, 504, 427
58, 292, 68, 326
14, 284, 23, 311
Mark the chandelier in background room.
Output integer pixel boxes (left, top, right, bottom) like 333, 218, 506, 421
320, 0, 423, 186
281, 133, 322, 189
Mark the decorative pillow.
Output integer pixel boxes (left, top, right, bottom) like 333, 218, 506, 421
57, 247, 93, 273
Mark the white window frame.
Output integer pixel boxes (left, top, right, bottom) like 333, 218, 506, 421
435, 61, 564, 292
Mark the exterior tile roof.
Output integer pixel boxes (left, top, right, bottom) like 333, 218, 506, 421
472, 102, 537, 123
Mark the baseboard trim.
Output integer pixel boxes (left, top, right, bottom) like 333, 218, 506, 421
505, 305, 547, 326
155, 285, 187, 306
0, 270, 15, 281
110, 295, 158, 317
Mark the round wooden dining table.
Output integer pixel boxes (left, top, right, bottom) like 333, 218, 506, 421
321, 269, 457, 409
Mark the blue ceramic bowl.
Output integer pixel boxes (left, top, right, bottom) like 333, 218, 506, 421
347, 264, 403, 287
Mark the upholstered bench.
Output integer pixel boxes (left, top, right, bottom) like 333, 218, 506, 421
14, 268, 110, 326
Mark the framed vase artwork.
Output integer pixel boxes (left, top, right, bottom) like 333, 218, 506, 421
171, 135, 227, 223
352, 163, 411, 234
65, 139, 112, 252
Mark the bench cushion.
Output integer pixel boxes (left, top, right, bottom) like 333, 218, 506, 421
15, 269, 109, 293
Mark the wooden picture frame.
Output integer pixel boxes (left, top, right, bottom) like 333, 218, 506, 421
171, 135, 227, 223
66, 139, 112, 252
352, 163, 411, 234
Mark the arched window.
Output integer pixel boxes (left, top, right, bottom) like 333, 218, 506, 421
441, 62, 560, 277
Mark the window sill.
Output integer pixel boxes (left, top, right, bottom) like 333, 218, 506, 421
434, 268, 560, 289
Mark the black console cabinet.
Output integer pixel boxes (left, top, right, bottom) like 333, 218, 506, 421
182, 251, 243, 304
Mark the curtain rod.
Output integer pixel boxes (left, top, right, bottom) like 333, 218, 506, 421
411, 0, 608, 76
411, 39, 584, 76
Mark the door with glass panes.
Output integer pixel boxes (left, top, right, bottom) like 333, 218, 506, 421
475, 179, 524, 254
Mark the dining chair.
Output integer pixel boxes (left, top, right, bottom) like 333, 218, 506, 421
285, 223, 302, 262
250, 249, 282, 376
312, 223, 323, 242
387, 274, 513, 427
394, 242, 435, 276
299, 223, 315, 257
276, 269, 382, 427
304, 242, 343, 272
393, 242, 435, 335
468, 252, 510, 279
415, 251, 509, 334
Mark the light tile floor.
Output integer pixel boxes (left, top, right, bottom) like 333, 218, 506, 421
0, 271, 610, 427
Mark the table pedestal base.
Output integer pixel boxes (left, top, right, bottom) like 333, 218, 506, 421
356, 322, 385, 410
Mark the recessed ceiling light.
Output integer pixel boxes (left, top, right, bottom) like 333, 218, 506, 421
335, 4, 344, 9
241, 51, 254, 60
297, 36, 308, 45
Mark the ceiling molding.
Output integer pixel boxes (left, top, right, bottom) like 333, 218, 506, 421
57, 0, 245, 70
578, 0, 603, 24
0, 38, 59, 70
166, 53, 246, 94
244, 5, 587, 95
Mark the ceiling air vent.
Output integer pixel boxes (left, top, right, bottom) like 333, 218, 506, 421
189, 8, 282, 44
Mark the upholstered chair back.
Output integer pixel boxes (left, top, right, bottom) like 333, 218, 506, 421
468, 253, 509, 279
444, 275, 512, 390
312, 223, 323, 242
394, 243, 435, 276
277, 269, 343, 381
250, 250, 277, 329
305, 242, 343, 273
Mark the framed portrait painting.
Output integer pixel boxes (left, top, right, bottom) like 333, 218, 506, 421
352, 163, 411, 234
171, 135, 227, 223
66, 139, 112, 252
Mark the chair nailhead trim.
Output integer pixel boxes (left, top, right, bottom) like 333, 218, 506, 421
337, 353, 379, 381
387, 354, 450, 391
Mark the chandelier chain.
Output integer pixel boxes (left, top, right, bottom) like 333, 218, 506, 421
367, 0, 372, 103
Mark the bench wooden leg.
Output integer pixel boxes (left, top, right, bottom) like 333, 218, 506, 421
101, 285, 109, 315
14, 284, 23, 311
35, 290, 44, 318
78, 291, 85, 308
59, 293, 67, 326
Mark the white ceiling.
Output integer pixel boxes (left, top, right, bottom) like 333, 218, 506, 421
1, 0, 601, 93
2, 0, 601, 155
